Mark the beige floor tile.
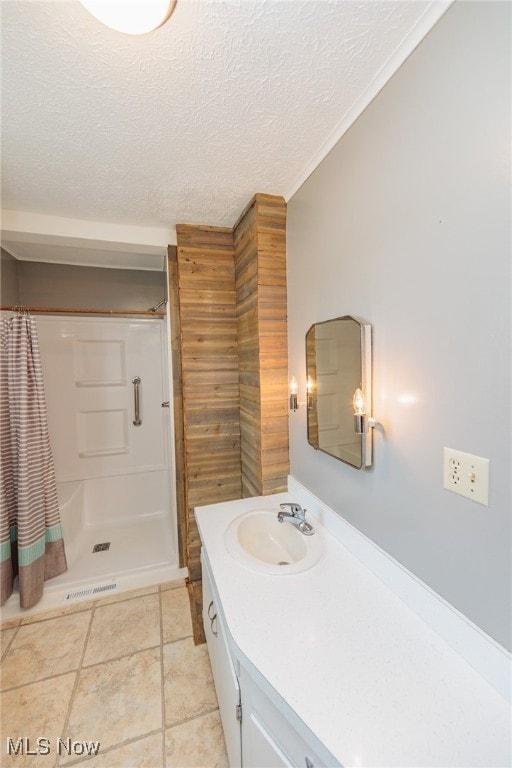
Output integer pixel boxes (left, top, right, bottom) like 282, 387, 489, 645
165, 711, 228, 768
1, 612, 91, 690
93, 584, 158, 607
64, 647, 162, 758
161, 587, 193, 643
0, 617, 21, 630
63, 732, 163, 768
20, 600, 96, 625
83, 594, 160, 666
0, 672, 76, 768
163, 638, 218, 726
159, 579, 186, 592
1, 627, 17, 660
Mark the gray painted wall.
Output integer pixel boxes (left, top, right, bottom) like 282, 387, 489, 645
1, 249, 20, 305
17, 261, 166, 311
287, 1, 511, 649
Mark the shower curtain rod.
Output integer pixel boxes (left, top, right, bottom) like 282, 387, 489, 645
0, 305, 166, 317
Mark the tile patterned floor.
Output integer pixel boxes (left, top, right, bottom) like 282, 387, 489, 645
0, 581, 228, 768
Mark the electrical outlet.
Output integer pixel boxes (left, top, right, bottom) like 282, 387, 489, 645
443, 448, 489, 506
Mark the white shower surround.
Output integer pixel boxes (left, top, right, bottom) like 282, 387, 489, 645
1, 315, 185, 621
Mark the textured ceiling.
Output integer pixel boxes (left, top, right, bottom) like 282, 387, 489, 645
2, 0, 447, 257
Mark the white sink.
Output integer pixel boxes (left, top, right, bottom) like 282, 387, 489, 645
224, 509, 323, 575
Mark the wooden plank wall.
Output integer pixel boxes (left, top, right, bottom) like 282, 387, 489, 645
175, 225, 241, 582
167, 246, 187, 567
234, 194, 289, 496
174, 196, 289, 594
233, 202, 260, 496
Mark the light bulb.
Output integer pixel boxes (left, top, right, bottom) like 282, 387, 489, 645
79, 0, 176, 35
353, 388, 366, 415
290, 376, 298, 396
306, 375, 314, 393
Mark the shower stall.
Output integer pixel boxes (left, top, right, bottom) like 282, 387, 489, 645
2, 312, 184, 618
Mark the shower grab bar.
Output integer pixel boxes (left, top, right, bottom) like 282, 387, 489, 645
132, 376, 142, 426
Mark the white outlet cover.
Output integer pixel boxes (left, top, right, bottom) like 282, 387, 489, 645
443, 448, 490, 506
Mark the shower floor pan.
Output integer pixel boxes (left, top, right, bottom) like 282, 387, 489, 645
1, 511, 186, 622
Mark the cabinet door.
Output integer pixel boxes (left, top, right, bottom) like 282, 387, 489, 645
202, 552, 242, 768
242, 710, 293, 768
240, 665, 327, 768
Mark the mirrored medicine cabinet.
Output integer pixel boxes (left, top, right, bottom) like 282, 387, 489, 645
305, 315, 373, 469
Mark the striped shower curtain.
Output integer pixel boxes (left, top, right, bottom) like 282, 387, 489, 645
0, 313, 67, 608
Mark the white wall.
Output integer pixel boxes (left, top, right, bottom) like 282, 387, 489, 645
287, 1, 511, 650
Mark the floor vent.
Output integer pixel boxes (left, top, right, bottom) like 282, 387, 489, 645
65, 582, 118, 602
92, 542, 111, 552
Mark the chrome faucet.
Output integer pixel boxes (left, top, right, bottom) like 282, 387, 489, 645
278, 503, 315, 536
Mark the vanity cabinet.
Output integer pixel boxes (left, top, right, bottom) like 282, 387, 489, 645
197, 494, 511, 768
202, 552, 242, 767
201, 551, 338, 768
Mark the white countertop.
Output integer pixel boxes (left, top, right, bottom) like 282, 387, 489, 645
195, 492, 511, 768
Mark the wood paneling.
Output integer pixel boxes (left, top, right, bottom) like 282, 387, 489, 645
186, 578, 206, 646
167, 246, 187, 568
175, 225, 241, 581
234, 200, 261, 497
173, 196, 289, 596
234, 194, 289, 497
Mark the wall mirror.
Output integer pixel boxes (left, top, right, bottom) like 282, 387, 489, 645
305, 316, 372, 469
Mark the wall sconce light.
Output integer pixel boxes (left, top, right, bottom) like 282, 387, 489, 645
306, 375, 314, 411
353, 388, 377, 435
290, 376, 298, 412
79, 0, 177, 35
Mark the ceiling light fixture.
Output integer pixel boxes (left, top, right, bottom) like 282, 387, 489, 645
79, 0, 177, 35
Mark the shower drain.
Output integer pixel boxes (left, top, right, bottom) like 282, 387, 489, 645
92, 542, 111, 552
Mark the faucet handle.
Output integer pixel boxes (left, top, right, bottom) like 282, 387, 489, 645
279, 502, 305, 517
